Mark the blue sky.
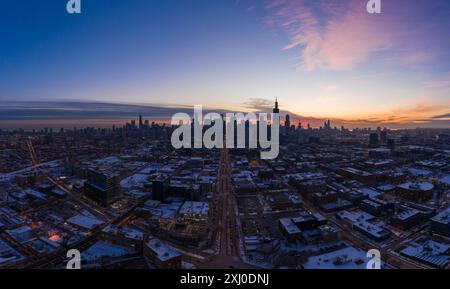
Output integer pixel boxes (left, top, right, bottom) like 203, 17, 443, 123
0, 0, 449, 128
1, 0, 284, 106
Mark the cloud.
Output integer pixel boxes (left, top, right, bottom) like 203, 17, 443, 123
265, 0, 441, 71
431, 113, 450, 120
0, 101, 231, 121
265, 0, 391, 70
240, 97, 450, 129
337, 102, 450, 128
391, 103, 445, 116
1, 100, 449, 130
242, 98, 275, 112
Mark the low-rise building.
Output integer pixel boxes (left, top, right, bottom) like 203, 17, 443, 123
144, 237, 182, 269
431, 206, 450, 237
396, 182, 434, 202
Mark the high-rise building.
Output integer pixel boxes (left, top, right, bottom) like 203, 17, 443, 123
139, 115, 143, 128
273, 97, 280, 114
144, 237, 182, 269
380, 129, 388, 143
430, 207, 450, 237
84, 169, 120, 206
387, 139, 396, 150
369, 133, 379, 146
285, 114, 291, 128
152, 175, 169, 201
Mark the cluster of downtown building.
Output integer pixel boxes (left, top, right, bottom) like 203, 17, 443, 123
0, 118, 210, 269
0, 99, 450, 269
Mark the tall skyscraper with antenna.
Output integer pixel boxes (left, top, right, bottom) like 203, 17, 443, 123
273, 97, 280, 114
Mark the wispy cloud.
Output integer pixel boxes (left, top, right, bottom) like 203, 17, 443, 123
391, 103, 445, 117
340, 102, 450, 128
243, 98, 274, 112
431, 113, 450, 120
0, 101, 229, 121
1, 100, 448, 130
265, 0, 443, 71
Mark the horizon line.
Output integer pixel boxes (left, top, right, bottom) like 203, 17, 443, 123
0, 100, 449, 130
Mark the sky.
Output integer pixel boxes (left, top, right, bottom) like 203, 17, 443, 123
0, 0, 449, 129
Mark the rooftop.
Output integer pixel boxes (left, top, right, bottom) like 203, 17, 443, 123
303, 246, 367, 269
146, 238, 181, 262
398, 182, 434, 192
431, 206, 450, 225
67, 214, 104, 230
178, 201, 209, 216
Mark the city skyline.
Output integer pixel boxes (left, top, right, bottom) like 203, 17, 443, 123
1, 1, 450, 273
1, 98, 449, 131
1, 98, 449, 270
0, 0, 449, 129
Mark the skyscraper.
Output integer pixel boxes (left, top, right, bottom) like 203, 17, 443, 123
285, 114, 291, 127
273, 98, 280, 114
380, 129, 388, 143
84, 169, 120, 206
369, 133, 379, 146
139, 115, 143, 128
